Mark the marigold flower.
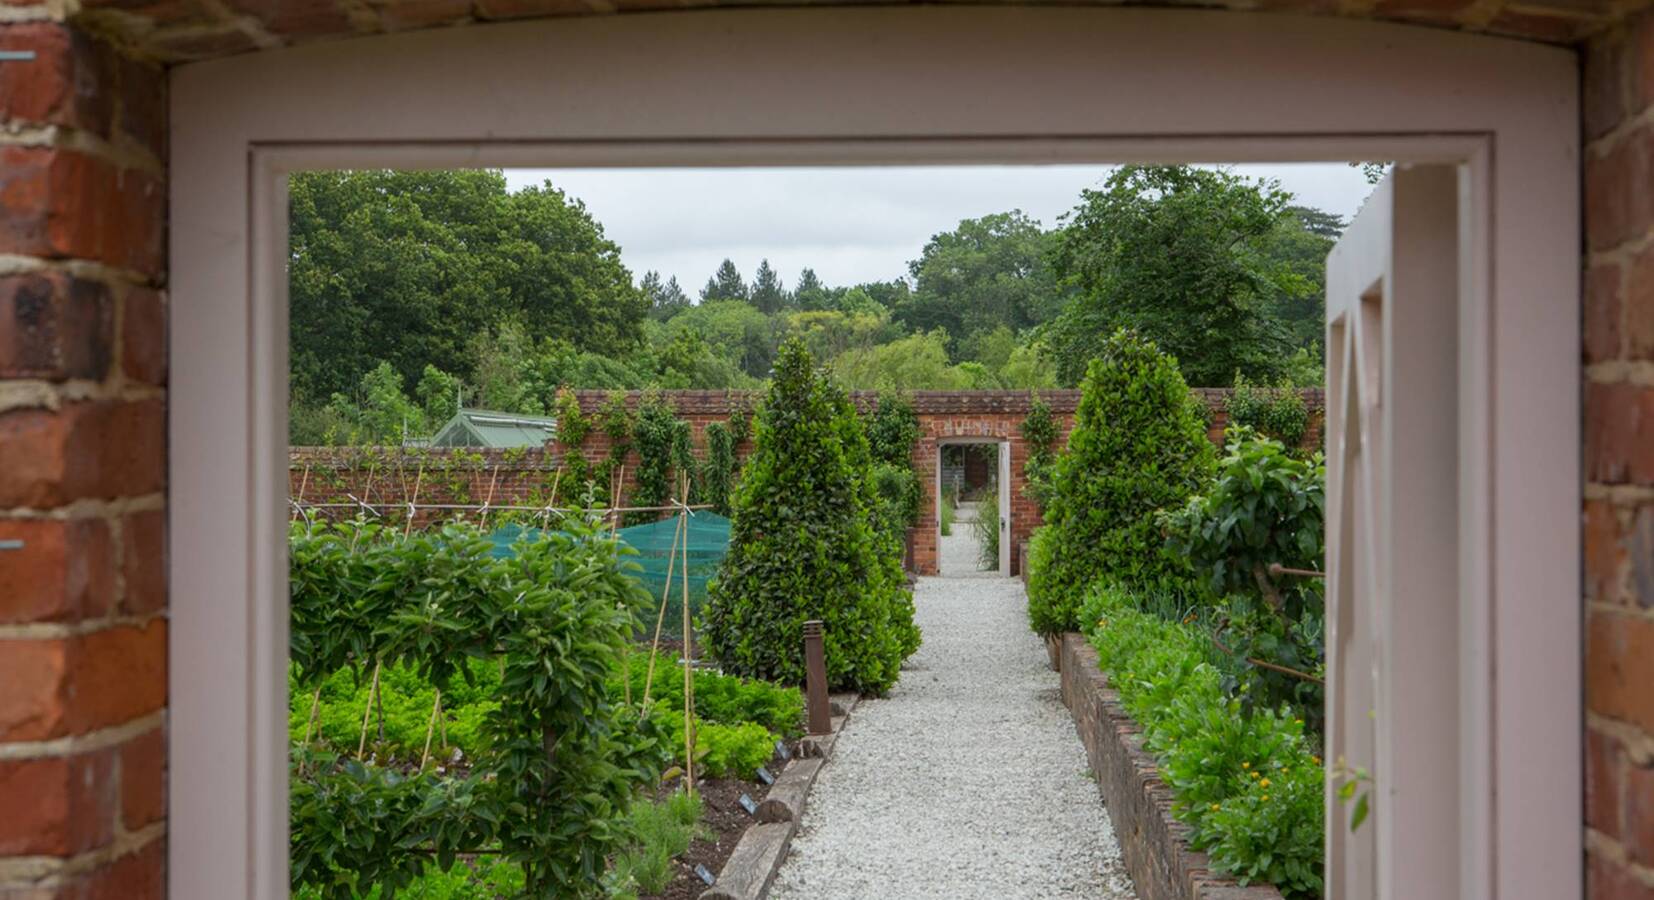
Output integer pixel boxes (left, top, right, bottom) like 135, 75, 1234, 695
1259, 778, 1271, 788
1241, 762, 1250, 769
1262, 794, 1271, 802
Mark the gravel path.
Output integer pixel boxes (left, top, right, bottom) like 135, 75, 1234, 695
769, 530, 1137, 900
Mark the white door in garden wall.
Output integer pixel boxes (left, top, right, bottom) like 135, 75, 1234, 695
1323, 165, 1462, 900
998, 441, 1011, 575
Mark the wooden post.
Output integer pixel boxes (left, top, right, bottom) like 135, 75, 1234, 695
803, 621, 830, 735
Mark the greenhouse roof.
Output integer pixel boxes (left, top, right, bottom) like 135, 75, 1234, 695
428, 408, 557, 449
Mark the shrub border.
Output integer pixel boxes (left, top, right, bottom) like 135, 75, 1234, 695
1059, 635, 1285, 900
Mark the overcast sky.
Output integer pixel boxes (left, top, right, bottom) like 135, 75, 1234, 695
503, 164, 1376, 293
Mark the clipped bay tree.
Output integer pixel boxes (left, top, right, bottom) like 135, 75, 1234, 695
1026, 330, 1215, 635
702, 339, 919, 694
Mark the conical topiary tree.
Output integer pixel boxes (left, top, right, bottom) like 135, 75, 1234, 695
1026, 330, 1215, 635
701, 339, 919, 694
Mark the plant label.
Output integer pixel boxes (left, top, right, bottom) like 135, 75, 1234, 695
738, 793, 758, 816
695, 864, 716, 886
775, 740, 791, 760
756, 766, 775, 785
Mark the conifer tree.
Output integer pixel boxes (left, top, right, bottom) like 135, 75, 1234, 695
702, 340, 919, 693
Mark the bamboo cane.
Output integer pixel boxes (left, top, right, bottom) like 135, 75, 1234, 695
357, 661, 382, 759
641, 511, 685, 709
680, 475, 696, 794
420, 687, 442, 770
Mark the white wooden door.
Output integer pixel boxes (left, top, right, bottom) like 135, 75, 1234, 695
1324, 165, 1462, 900
998, 441, 1012, 575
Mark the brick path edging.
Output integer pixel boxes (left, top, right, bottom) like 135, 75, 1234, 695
1059, 634, 1285, 900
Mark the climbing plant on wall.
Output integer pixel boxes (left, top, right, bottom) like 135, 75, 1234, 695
1019, 392, 1058, 511
553, 387, 592, 502
629, 391, 684, 522
700, 421, 738, 516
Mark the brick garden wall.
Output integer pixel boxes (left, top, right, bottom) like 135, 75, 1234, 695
1582, 14, 1654, 897
293, 388, 1324, 577
0, 21, 170, 900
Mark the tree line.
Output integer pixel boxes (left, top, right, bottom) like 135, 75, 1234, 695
290, 165, 1341, 445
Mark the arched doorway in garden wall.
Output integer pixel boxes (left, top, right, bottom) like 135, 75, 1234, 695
138, 9, 1581, 900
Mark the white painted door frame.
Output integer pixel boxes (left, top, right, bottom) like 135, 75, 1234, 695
168, 10, 1578, 899
935, 436, 1012, 575
998, 441, 1012, 575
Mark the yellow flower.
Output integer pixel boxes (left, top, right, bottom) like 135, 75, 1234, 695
1250, 771, 1260, 779
1241, 762, 1250, 769
1210, 803, 1220, 811
1262, 794, 1271, 802
1311, 756, 1321, 766
1259, 778, 1271, 788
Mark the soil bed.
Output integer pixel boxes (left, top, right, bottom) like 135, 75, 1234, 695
642, 741, 799, 900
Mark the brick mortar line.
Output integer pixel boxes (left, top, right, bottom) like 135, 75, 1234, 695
0, 120, 165, 178
0, 253, 163, 288
1586, 360, 1654, 385
0, 821, 165, 887
1585, 100, 1654, 158
0, 610, 167, 640
0, 710, 163, 761
1587, 827, 1654, 888
1585, 482, 1654, 503
0, 378, 166, 414
1588, 712, 1654, 766
0, 4, 59, 23
0, 492, 165, 519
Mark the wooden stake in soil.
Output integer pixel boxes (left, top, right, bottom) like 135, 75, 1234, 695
641, 511, 685, 709
679, 475, 696, 794
358, 661, 382, 759
420, 688, 443, 770
292, 464, 310, 522
403, 464, 425, 539
611, 471, 634, 709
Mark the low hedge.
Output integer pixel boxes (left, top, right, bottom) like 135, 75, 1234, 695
1081, 582, 1324, 899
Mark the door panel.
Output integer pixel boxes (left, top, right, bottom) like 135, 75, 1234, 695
1324, 165, 1461, 900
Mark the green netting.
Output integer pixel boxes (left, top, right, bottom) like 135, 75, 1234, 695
488, 512, 731, 639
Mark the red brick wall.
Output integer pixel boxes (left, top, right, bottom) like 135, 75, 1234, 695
295, 388, 1323, 578
1582, 14, 1654, 896
0, 21, 169, 899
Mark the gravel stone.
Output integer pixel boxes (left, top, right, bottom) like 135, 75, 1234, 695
769, 529, 1137, 900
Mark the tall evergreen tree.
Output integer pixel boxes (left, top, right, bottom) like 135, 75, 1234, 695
702, 340, 919, 694
701, 259, 748, 303
642, 270, 691, 321
792, 267, 831, 311
750, 259, 788, 314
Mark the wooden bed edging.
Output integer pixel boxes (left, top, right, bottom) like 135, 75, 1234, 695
1059, 634, 1286, 900
699, 694, 857, 900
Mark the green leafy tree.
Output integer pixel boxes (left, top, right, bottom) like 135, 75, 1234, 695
1259, 206, 1342, 369
662, 300, 777, 379
288, 170, 644, 400
701, 259, 748, 303
702, 340, 919, 694
829, 330, 972, 391
750, 259, 789, 315
1026, 331, 1215, 635
414, 365, 461, 427
1044, 166, 1308, 387
897, 211, 1063, 355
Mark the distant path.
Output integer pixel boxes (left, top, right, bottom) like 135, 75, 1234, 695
768, 530, 1137, 900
